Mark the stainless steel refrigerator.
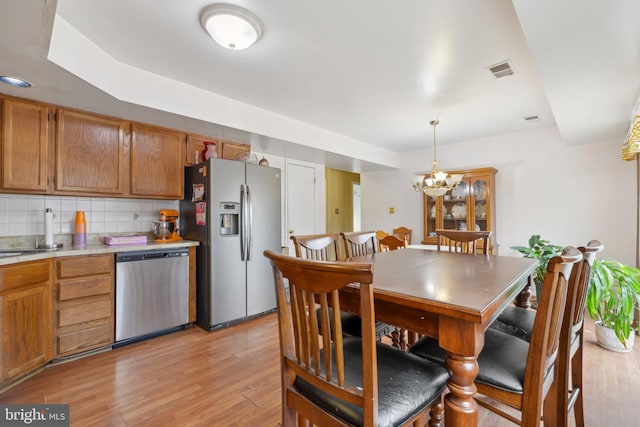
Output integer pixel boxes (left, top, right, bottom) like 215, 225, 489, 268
180, 158, 281, 330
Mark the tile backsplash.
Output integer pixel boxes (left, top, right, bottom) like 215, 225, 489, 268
0, 194, 179, 237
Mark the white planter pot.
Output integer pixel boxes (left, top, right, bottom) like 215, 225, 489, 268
594, 321, 635, 353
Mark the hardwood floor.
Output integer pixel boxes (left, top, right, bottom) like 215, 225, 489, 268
1, 314, 638, 426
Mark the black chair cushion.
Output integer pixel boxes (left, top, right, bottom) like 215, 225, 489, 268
409, 328, 530, 394
490, 306, 535, 342
318, 308, 396, 340
294, 337, 449, 427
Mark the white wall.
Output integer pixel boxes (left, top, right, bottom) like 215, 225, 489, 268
361, 126, 636, 265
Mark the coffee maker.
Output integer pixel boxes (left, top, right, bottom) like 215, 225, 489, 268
153, 209, 183, 242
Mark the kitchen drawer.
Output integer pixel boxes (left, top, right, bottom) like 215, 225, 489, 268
56, 254, 112, 279
58, 275, 112, 301
57, 324, 112, 356
58, 299, 111, 327
0, 259, 50, 292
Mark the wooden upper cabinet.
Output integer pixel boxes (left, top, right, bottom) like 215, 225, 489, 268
130, 123, 185, 199
221, 140, 250, 160
185, 136, 251, 165
55, 109, 127, 195
185, 134, 219, 166
1, 97, 50, 193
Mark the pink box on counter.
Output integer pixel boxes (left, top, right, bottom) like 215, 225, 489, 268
104, 235, 148, 246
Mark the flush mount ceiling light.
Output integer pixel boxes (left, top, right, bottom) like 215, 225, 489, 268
0, 75, 32, 88
200, 4, 263, 50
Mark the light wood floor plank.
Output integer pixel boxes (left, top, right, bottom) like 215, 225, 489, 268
1, 314, 638, 426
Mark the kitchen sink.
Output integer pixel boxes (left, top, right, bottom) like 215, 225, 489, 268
0, 252, 25, 257
0, 249, 50, 257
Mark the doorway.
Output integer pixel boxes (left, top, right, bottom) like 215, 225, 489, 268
352, 182, 361, 232
325, 168, 360, 234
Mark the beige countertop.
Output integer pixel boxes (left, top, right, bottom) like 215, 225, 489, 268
0, 240, 199, 266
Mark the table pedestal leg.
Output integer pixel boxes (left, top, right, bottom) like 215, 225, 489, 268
445, 353, 478, 426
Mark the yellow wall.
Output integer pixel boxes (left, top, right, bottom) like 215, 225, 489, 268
326, 168, 360, 234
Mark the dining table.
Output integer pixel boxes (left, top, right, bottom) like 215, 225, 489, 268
343, 247, 538, 427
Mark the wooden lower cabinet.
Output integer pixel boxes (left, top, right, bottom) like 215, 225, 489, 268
0, 259, 53, 383
54, 254, 114, 358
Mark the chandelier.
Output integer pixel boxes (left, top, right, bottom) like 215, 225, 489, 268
412, 120, 464, 198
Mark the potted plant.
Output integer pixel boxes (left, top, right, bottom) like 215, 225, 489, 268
586, 258, 640, 352
511, 234, 563, 303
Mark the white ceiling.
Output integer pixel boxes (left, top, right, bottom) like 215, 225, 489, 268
1, 0, 639, 172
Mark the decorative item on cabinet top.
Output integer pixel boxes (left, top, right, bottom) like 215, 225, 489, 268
202, 141, 218, 160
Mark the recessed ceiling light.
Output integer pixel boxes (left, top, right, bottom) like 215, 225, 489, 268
0, 75, 32, 88
200, 4, 263, 50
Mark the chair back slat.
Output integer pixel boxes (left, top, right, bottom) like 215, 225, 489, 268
289, 286, 309, 366
436, 229, 492, 255
340, 231, 377, 258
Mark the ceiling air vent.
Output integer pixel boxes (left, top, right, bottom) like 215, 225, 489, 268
488, 61, 514, 78
524, 115, 540, 122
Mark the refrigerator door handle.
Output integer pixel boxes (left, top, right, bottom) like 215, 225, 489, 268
240, 184, 247, 261
247, 184, 253, 260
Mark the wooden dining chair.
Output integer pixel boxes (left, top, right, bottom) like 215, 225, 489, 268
290, 233, 394, 342
435, 229, 491, 254
393, 226, 412, 245
340, 230, 408, 349
376, 234, 412, 349
378, 234, 408, 252
340, 230, 378, 258
409, 246, 583, 427
263, 250, 450, 427
491, 240, 603, 427
290, 233, 341, 261
376, 230, 389, 252
376, 229, 389, 242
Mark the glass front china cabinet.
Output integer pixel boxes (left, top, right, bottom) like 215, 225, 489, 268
422, 167, 498, 253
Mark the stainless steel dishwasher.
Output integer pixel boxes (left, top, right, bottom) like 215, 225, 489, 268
115, 248, 189, 344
